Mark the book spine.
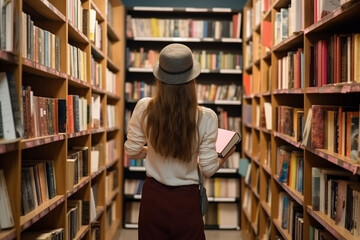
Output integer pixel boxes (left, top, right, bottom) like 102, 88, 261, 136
45, 161, 56, 199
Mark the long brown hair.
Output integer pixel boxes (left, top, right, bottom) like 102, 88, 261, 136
143, 79, 200, 163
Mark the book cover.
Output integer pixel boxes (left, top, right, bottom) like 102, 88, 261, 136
216, 128, 241, 158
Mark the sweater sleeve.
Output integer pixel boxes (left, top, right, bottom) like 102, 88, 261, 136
124, 98, 149, 156
198, 108, 219, 177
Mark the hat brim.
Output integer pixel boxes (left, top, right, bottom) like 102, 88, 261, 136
153, 59, 201, 85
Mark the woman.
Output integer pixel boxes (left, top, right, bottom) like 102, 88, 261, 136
124, 43, 235, 240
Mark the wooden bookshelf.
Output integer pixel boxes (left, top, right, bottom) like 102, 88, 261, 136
0, 0, 125, 239
242, 0, 360, 239
123, 6, 243, 230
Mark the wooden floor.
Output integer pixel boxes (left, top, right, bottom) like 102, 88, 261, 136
115, 228, 245, 240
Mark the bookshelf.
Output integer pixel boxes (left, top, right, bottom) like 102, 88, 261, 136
123, 6, 243, 230
241, 0, 360, 239
0, 0, 125, 239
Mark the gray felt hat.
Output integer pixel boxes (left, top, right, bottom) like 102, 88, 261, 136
153, 43, 201, 85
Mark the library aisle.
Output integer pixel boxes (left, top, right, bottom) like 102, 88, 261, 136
116, 229, 246, 240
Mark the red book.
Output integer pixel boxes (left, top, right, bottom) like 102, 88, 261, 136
216, 128, 241, 158
261, 20, 272, 49
243, 73, 251, 95
67, 95, 74, 134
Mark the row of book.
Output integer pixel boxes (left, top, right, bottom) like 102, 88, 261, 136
278, 192, 304, 240
276, 146, 304, 194
312, 167, 360, 237
22, 12, 61, 71
125, 81, 242, 103
274, 0, 303, 46
67, 0, 87, 35
22, 86, 66, 138
126, 47, 242, 71
67, 94, 89, 134
303, 105, 360, 162
217, 107, 241, 133
197, 83, 242, 102
67, 147, 89, 191
126, 13, 242, 39
21, 160, 57, 216
314, 0, 343, 23
66, 0, 100, 48
67, 199, 89, 240
68, 43, 88, 81
277, 48, 305, 90
309, 33, 360, 87
276, 106, 304, 142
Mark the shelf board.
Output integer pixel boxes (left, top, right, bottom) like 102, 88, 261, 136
90, 127, 106, 134
208, 197, 238, 202
304, 1, 360, 37
0, 228, 16, 240
91, 166, 106, 180
22, 58, 67, 79
68, 22, 88, 44
128, 67, 242, 74
0, 50, 18, 64
217, 168, 238, 174
106, 157, 119, 169
91, 44, 105, 60
21, 134, 65, 149
306, 83, 360, 94
307, 148, 360, 175
260, 200, 271, 216
274, 176, 304, 206
75, 225, 90, 240
20, 195, 65, 231
273, 131, 303, 149
124, 223, 138, 229
106, 188, 120, 206
107, 57, 120, 72
272, 32, 304, 53
0, 139, 19, 154
273, 88, 304, 94
128, 166, 146, 172
24, 0, 66, 22
67, 177, 90, 198
107, 24, 120, 42
306, 205, 358, 240
68, 130, 91, 139
68, 76, 91, 88
273, 218, 292, 240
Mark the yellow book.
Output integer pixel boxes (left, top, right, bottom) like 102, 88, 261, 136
150, 18, 159, 37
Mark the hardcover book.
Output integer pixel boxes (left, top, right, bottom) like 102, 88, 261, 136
216, 128, 241, 158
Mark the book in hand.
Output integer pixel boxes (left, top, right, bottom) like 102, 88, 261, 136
216, 128, 241, 158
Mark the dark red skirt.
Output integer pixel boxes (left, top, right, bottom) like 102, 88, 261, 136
138, 177, 205, 240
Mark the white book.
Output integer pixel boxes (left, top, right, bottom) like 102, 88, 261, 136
91, 150, 99, 173
89, 187, 96, 222
0, 169, 14, 229
89, 8, 97, 42
0, 72, 16, 140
